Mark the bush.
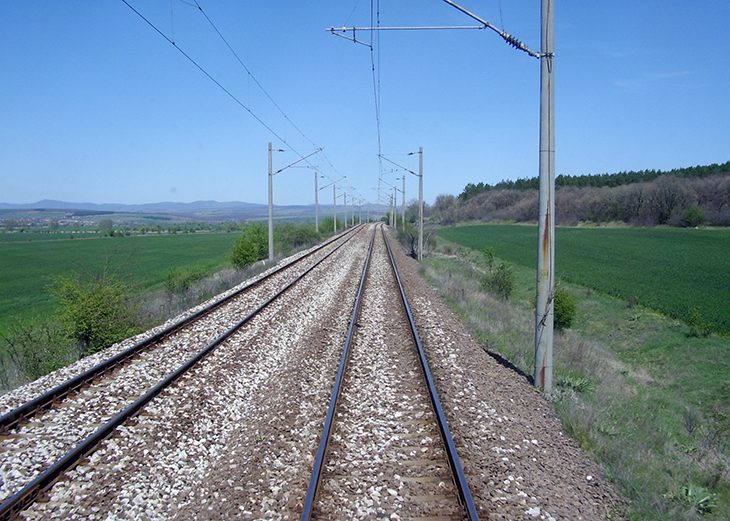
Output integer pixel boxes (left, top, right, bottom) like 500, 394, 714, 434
682, 206, 705, 227
0, 318, 78, 389
165, 266, 208, 294
554, 286, 577, 330
319, 217, 343, 233
276, 223, 320, 256
480, 261, 515, 300
49, 271, 140, 354
231, 222, 268, 268
687, 307, 712, 338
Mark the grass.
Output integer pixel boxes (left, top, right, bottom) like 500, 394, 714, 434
436, 224, 730, 337
423, 237, 730, 520
0, 232, 239, 336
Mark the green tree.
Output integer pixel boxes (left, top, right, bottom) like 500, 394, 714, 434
99, 219, 114, 235
231, 222, 268, 268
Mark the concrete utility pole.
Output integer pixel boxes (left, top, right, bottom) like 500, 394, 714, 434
418, 147, 423, 261
314, 172, 320, 233
333, 185, 337, 233
379, 148, 424, 260
534, 0, 555, 392
401, 175, 406, 233
268, 142, 274, 262
267, 144, 322, 263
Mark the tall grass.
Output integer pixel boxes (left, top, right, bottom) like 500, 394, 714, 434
422, 241, 730, 520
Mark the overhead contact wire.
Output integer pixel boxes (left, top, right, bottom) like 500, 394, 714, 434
120, 0, 290, 148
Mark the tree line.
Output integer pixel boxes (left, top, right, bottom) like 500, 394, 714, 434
458, 161, 730, 202
432, 163, 730, 228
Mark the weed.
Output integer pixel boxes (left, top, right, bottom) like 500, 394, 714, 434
665, 484, 717, 515
165, 266, 208, 294
688, 308, 712, 338
559, 374, 594, 394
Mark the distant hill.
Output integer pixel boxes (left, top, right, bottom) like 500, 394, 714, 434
0, 199, 387, 222
0, 200, 267, 213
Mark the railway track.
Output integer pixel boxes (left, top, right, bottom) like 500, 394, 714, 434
0, 225, 365, 519
0, 223, 623, 520
302, 226, 478, 520
0, 223, 477, 519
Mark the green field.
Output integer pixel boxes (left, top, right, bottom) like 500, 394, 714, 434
436, 225, 730, 336
0, 232, 239, 336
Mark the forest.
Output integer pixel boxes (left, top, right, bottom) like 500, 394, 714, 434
431, 161, 730, 227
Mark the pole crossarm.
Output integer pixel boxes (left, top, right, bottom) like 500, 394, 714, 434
273, 148, 323, 175
379, 154, 419, 177
319, 176, 345, 191
327, 0, 541, 59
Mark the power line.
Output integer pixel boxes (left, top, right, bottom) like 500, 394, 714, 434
188, 1, 348, 184
120, 0, 290, 148
192, 1, 318, 152
370, 0, 384, 178
123, 1, 359, 199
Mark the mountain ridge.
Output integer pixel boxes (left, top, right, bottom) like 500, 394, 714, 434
0, 199, 270, 213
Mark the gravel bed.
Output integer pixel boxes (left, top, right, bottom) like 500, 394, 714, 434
16, 227, 374, 520
313, 229, 464, 519
4, 224, 624, 520
387, 234, 625, 520
0, 229, 360, 508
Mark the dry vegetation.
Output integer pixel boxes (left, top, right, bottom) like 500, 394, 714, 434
421, 242, 730, 520
431, 172, 730, 227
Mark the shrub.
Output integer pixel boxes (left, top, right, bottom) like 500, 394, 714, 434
554, 286, 577, 330
687, 307, 712, 338
49, 272, 140, 354
165, 266, 208, 294
682, 206, 705, 227
480, 261, 515, 300
319, 217, 343, 234
231, 222, 268, 268
0, 318, 78, 388
481, 246, 495, 269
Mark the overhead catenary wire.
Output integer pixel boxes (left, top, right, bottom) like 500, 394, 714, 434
122, 0, 348, 191
189, 0, 348, 188
120, 0, 289, 149
370, 0, 384, 178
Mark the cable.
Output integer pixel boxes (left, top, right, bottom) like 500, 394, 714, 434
190, 1, 349, 183
192, 1, 318, 151
370, 0, 384, 178
120, 0, 290, 147
123, 0, 354, 197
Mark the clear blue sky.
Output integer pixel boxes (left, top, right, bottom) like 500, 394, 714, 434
1, 1, 728, 207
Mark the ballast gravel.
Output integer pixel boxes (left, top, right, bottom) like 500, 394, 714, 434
4, 224, 624, 520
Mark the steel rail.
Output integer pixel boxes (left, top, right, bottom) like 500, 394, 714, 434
0, 226, 364, 521
0, 225, 362, 434
381, 227, 479, 520
301, 225, 377, 520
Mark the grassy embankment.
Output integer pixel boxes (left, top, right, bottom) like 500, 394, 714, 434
0, 232, 240, 338
428, 224, 730, 520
